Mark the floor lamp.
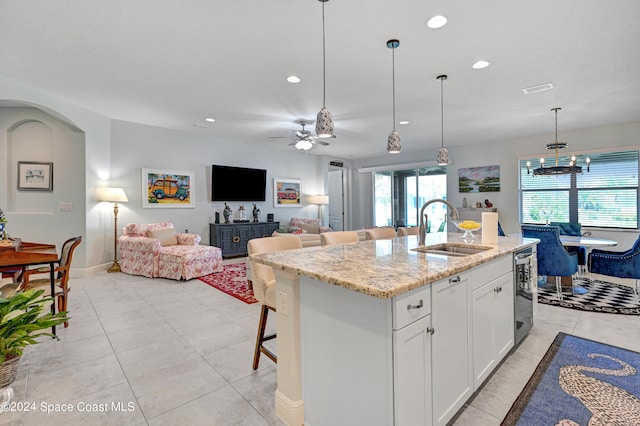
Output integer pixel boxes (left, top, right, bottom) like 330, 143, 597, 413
100, 187, 128, 273
306, 195, 329, 225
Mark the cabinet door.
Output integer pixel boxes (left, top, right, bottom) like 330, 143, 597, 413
236, 225, 252, 254
472, 280, 497, 388
431, 275, 472, 426
251, 224, 266, 239
394, 315, 432, 426
472, 273, 514, 388
493, 273, 514, 360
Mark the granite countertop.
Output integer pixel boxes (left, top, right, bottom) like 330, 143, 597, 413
250, 232, 538, 299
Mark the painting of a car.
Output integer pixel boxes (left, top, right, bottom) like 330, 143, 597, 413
151, 178, 189, 201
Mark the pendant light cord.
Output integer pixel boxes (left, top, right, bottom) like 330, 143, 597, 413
322, 1, 326, 108
440, 76, 444, 149
392, 46, 396, 131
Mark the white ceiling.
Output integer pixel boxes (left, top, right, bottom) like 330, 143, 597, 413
1, 0, 639, 160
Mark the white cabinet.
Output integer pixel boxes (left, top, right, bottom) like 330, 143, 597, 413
394, 315, 432, 426
471, 271, 514, 388
431, 274, 473, 426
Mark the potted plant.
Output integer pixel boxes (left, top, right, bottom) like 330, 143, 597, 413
0, 289, 69, 388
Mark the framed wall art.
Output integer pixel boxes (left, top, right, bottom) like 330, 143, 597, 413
458, 165, 500, 193
273, 178, 301, 207
17, 161, 53, 191
142, 168, 195, 208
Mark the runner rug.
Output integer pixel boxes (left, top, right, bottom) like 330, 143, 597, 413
501, 332, 640, 425
197, 263, 257, 304
537, 278, 640, 315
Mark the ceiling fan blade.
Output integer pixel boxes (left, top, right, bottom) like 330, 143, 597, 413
315, 140, 330, 146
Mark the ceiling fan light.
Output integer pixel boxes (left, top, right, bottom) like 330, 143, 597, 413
316, 107, 334, 138
387, 130, 401, 154
436, 147, 450, 165
295, 139, 313, 150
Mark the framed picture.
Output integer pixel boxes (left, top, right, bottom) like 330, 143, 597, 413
458, 165, 500, 193
142, 168, 195, 208
17, 161, 53, 191
274, 178, 301, 207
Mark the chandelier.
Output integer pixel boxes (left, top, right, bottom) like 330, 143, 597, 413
527, 107, 590, 176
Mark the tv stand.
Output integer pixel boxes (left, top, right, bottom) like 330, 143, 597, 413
210, 221, 280, 258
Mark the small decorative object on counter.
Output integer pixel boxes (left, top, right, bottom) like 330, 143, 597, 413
484, 199, 493, 208
474, 202, 483, 208
462, 197, 468, 208
252, 203, 260, 222
223, 203, 232, 223
237, 205, 247, 221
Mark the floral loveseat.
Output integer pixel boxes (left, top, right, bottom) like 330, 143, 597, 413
271, 217, 333, 247
119, 221, 223, 280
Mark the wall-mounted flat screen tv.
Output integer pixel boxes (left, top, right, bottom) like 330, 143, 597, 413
211, 165, 267, 202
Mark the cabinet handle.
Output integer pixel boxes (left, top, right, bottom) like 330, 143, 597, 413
427, 326, 435, 335
449, 276, 461, 283
407, 299, 424, 310
494, 286, 503, 293
232, 236, 241, 243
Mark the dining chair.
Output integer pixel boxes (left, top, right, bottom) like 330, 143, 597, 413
19, 236, 82, 327
397, 226, 419, 236
549, 221, 587, 275
321, 231, 359, 245
588, 235, 640, 303
521, 225, 578, 300
247, 235, 302, 370
365, 227, 397, 240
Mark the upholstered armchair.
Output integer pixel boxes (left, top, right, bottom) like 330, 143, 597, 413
118, 222, 223, 280
521, 225, 578, 300
549, 221, 588, 274
589, 235, 640, 302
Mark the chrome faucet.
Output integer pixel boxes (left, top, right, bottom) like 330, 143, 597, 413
418, 199, 460, 246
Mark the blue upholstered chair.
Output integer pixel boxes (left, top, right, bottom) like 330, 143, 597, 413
521, 225, 579, 300
498, 222, 506, 237
549, 222, 588, 275
588, 235, 640, 303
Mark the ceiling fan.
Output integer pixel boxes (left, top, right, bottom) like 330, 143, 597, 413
269, 120, 332, 151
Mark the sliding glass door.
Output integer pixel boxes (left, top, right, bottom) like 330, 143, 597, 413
373, 166, 447, 229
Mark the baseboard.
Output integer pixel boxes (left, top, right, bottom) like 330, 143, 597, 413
69, 263, 112, 278
275, 389, 304, 426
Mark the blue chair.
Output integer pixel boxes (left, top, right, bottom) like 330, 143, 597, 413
521, 225, 579, 300
549, 222, 588, 275
588, 235, 640, 303
498, 221, 506, 237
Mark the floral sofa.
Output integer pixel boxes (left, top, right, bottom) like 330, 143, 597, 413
118, 221, 223, 280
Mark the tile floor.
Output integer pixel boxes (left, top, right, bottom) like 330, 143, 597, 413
2, 260, 639, 425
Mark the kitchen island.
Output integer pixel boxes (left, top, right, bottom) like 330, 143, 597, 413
251, 232, 538, 426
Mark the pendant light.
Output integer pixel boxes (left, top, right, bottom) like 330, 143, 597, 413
386, 39, 401, 154
526, 107, 591, 176
315, 0, 335, 139
436, 74, 450, 165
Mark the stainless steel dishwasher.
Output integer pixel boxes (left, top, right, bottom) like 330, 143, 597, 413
514, 246, 534, 346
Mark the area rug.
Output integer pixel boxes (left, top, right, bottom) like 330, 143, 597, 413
537, 278, 640, 315
502, 332, 640, 425
197, 263, 257, 304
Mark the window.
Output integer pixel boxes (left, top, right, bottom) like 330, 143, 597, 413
373, 167, 447, 228
519, 150, 639, 229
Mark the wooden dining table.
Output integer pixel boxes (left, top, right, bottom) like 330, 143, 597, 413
0, 240, 59, 335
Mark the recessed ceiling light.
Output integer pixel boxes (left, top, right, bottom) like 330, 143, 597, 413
522, 82, 554, 94
205, 118, 216, 123
286, 75, 301, 83
399, 120, 410, 125
427, 15, 447, 29
472, 60, 490, 69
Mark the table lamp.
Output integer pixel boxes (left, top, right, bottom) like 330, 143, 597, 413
100, 187, 128, 273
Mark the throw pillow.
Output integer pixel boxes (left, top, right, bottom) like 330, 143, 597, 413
148, 228, 178, 246
299, 222, 321, 234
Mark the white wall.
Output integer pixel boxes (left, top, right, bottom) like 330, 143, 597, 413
110, 120, 338, 244
0, 75, 111, 273
353, 121, 640, 249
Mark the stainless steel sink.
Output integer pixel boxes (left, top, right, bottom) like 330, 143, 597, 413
412, 243, 493, 257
